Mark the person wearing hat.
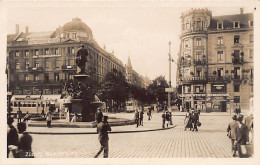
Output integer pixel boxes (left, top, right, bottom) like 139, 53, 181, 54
162, 110, 166, 128
190, 108, 199, 131
95, 108, 103, 124
7, 117, 18, 158
234, 115, 250, 158
76, 44, 88, 74
227, 115, 239, 157
134, 109, 139, 128
94, 116, 111, 158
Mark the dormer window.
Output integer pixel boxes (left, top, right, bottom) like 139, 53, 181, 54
217, 21, 223, 29
233, 21, 240, 28
249, 20, 254, 27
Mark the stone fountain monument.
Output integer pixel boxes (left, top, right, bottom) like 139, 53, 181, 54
64, 44, 95, 122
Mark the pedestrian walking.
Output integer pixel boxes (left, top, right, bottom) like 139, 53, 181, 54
147, 107, 152, 121
169, 110, 173, 125
16, 122, 34, 158
134, 109, 139, 128
94, 116, 111, 158
46, 110, 52, 128
17, 108, 22, 123
23, 111, 30, 123
184, 109, 192, 131
95, 108, 103, 124
139, 110, 144, 126
7, 117, 18, 158
191, 109, 199, 131
234, 106, 241, 116
235, 115, 250, 158
165, 111, 171, 128
227, 115, 239, 157
162, 111, 166, 128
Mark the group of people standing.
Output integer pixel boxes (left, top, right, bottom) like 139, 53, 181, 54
7, 117, 34, 158
184, 108, 200, 131
227, 112, 253, 158
161, 110, 172, 128
134, 109, 144, 127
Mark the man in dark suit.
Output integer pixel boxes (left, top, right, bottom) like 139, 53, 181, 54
94, 116, 111, 158
191, 109, 199, 131
235, 115, 249, 158
227, 115, 239, 157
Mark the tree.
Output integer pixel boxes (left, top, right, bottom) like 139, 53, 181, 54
99, 72, 129, 112
147, 75, 169, 104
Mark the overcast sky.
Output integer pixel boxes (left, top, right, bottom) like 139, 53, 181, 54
3, 1, 256, 87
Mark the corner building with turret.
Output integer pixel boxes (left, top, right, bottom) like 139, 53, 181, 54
177, 8, 253, 113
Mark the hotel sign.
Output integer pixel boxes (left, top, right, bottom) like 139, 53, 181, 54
33, 54, 61, 58
28, 38, 60, 45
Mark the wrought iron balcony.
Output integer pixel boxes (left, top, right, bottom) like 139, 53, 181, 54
179, 76, 207, 84
61, 65, 77, 71
28, 67, 43, 73
207, 76, 232, 82
193, 59, 207, 65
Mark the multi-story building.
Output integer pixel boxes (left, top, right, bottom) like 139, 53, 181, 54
177, 8, 253, 113
7, 18, 125, 99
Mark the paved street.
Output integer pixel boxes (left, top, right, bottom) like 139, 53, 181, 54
29, 112, 234, 158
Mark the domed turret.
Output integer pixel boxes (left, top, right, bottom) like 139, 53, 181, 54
63, 18, 93, 37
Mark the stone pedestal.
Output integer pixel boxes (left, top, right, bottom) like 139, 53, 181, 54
72, 74, 94, 122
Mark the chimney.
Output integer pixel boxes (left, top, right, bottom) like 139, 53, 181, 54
16, 24, 19, 34
25, 26, 29, 34
240, 8, 244, 14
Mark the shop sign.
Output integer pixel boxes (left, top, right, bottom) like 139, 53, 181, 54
211, 84, 226, 93
194, 94, 206, 97
180, 94, 191, 97
13, 87, 22, 95
43, 87, 52, 95
33, 54, 61, 58
33, 87, 42, 95
184, 97, 191, 101
23, 89, 32, 95
212, 96, 226, 101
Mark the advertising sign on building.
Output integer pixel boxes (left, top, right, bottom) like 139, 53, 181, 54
211, 84, 226, 93
13, 87, 22, 95
23, 87, 32, 95
43, 87, 53, 95
53, 86, 61, 94
33, 86, 42, 95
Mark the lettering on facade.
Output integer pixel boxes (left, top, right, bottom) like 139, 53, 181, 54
33, 54, 61, 58
28, 38, 61, 45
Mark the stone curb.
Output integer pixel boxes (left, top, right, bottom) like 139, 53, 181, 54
27, 126, 176, 135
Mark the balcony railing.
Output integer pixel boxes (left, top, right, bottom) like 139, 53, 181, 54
232, 58, 243, 65
207, 76, 232, 82
193, 59, 207, 65
28, 67, 43, 73
61, 65, 77, 71
180, 76, 207, 83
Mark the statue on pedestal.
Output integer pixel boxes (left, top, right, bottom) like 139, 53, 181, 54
76, 44, 89, 74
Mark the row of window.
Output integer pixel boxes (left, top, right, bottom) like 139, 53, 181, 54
184, 84, 241, 93
183, 49, 253, 62
14, 47, 75, 57
184, 34, 253, 48
217, 20, 253, 30
16, 73, 61, 82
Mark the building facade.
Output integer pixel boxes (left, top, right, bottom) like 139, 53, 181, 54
7, 18, 125, 97
177, 8, 253, 113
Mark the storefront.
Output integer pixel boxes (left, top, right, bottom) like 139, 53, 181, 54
194, 94, 206, 111
206, 83, 229, 112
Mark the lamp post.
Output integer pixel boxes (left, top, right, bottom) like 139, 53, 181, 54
168, 41, 172, 110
